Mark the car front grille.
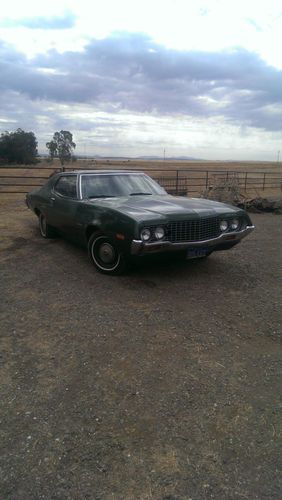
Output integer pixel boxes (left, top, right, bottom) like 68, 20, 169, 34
166, 217, 221, 242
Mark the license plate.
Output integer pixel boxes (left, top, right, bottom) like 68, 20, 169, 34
186, 247, 209, 259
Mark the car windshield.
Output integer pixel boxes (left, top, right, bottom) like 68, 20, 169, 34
81, 173, 167, 199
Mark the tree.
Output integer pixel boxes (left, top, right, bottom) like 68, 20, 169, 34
46, 131, 76, 165
0, 128, 38, 164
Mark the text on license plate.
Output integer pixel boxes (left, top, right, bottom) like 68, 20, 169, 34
186, 247, 209, 259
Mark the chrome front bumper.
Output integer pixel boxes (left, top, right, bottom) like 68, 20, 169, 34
131, 225, 255, 256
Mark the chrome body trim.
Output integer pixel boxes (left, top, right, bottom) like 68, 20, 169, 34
131, 225, 255, 255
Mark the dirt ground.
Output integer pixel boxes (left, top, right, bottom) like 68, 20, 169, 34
0, 199, 281, 499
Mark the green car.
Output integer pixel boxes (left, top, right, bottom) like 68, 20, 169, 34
26, 170, 255, 275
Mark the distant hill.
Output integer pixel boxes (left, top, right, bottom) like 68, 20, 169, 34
75, 154, 202, 160
39, 154, 202, 160
135, 155, 201, 160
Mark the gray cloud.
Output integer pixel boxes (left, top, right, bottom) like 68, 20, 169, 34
0, 33, 282, 131
0, 12, 76, 29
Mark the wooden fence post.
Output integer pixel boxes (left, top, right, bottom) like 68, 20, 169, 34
244, 172, 248, 191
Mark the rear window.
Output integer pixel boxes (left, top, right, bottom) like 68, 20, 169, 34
54, 176, 77, 198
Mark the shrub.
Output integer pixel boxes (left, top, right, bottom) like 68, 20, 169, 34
0, 128, 38, 164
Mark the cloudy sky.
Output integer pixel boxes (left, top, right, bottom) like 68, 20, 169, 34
0, 0, 281, 159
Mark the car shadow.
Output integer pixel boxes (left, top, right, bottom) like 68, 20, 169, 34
28, 224, 258, 291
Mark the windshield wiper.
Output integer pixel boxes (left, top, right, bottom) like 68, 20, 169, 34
129, 192, 152, 196
87, 195, 116, 199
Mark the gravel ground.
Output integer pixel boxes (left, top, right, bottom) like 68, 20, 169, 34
0, 199, 281, 499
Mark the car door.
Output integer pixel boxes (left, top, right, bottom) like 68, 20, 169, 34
48, 174, 84, 240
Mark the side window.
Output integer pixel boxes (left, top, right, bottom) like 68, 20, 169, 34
54, 176, 77, 198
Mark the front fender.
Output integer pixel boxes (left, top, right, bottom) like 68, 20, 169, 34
84, 207, 138, 254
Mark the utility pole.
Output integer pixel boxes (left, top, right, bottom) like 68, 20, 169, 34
163, 148, 166, 161
277, 150, 280, 162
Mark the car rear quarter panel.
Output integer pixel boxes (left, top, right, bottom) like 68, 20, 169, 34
27, 186, 49, 214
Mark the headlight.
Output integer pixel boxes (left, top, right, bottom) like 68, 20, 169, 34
220, 220, 229, 232
231, 218, 240, 230
154, 226, 165, 240
140, 228, 151, 241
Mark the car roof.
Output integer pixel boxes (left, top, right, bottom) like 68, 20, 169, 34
62, 170, 144, 175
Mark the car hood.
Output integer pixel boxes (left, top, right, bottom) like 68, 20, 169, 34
86, 195, 242, 222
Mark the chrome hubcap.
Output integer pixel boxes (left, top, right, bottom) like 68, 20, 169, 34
98, 242, 115, 264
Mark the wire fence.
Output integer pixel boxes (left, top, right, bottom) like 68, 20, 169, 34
0, 164, 282, 195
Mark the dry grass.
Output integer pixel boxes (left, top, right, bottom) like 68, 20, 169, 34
0, 158, 282, 200
1, 157, 282, 172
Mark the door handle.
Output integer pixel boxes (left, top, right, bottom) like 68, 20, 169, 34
51, 197, 55, 201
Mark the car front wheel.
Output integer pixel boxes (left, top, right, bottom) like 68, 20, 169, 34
88, 232, 128, 275
39, 213, 56, 238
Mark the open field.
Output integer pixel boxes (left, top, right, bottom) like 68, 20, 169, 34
71, 158, 282, 172
1, 158, 282, 173
0, 199, 281, 498
1, 159, 282, 198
